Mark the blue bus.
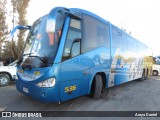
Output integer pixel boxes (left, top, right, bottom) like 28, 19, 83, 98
11, 7, 152, 102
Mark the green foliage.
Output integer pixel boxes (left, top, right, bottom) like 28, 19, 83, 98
0, 0, 30, 62
1, 41, 17, 60
11, 0, 30, 59
0, 0, 8, 43
0, 0, 8, 60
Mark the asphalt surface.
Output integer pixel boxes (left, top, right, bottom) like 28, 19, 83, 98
0, 76, 160, 120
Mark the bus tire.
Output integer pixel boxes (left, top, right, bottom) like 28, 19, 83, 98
140, 70, 145, 81
100, 86, 108, 99
92, 74, 103, 99
145, 69, 148, 80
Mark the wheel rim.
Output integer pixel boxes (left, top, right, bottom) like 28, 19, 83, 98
0, 76, 9, 85
153, 71, 157, 75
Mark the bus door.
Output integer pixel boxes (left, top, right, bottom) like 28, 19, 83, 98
59, 18, 83, 101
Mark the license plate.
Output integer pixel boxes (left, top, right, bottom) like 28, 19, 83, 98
23, 87, 29, 93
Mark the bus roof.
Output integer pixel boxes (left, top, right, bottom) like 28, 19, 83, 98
70, 8, 149, 49
70, 8, 109, 24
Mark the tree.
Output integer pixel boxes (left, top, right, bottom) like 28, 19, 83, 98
11, 0, 30, 59
2, 41, 16, 61
0, 0, 8, 60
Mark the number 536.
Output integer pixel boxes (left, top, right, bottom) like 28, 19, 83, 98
65, 85, 76, 92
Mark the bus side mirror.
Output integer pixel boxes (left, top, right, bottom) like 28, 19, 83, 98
70, 38, 81, 58
10, 25, 31, 40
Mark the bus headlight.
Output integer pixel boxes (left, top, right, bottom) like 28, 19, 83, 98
36, 78, 55, 87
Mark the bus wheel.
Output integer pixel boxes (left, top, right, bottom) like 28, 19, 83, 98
92, 74, 103, 99
145, 69, 148, 80
140, 70, 145, 81
152, 70, 158, 76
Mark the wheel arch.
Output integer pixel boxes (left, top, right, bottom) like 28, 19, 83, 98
88, 71, 107, 94
0, 72, 12, 81
152, 70, 158, 76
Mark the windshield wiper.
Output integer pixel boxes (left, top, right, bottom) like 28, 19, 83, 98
23, 53, 33, 56
28, 55, 47, 65
17, 53, 34, 65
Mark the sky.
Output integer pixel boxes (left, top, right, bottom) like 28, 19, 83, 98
25, 0, 160, 56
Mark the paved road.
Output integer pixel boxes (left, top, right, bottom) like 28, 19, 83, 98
0, 76, 160, 120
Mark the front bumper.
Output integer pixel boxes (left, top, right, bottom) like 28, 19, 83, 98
16, 80, 60, 102
12, 75, 17, 81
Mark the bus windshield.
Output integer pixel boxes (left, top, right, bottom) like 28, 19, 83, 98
20, 13, 65, 68
24, 15, 59, 58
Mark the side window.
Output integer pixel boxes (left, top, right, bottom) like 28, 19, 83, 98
62, 19, 81, 61
97, 23, 110, 48
137, 42, 145, 57
112, 27, 127, 50
127, 37, 138, 59
154, 57, 160, 65
105, 24, 110, 48
82, 14, 110, 53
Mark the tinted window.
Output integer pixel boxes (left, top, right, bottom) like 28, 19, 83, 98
82, 14, 110, 53
112, 27, 127, 50
137, 42, 145, 57
128, 37, 137, 52
154, 58, 160, 65
62, 19, 81, 61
